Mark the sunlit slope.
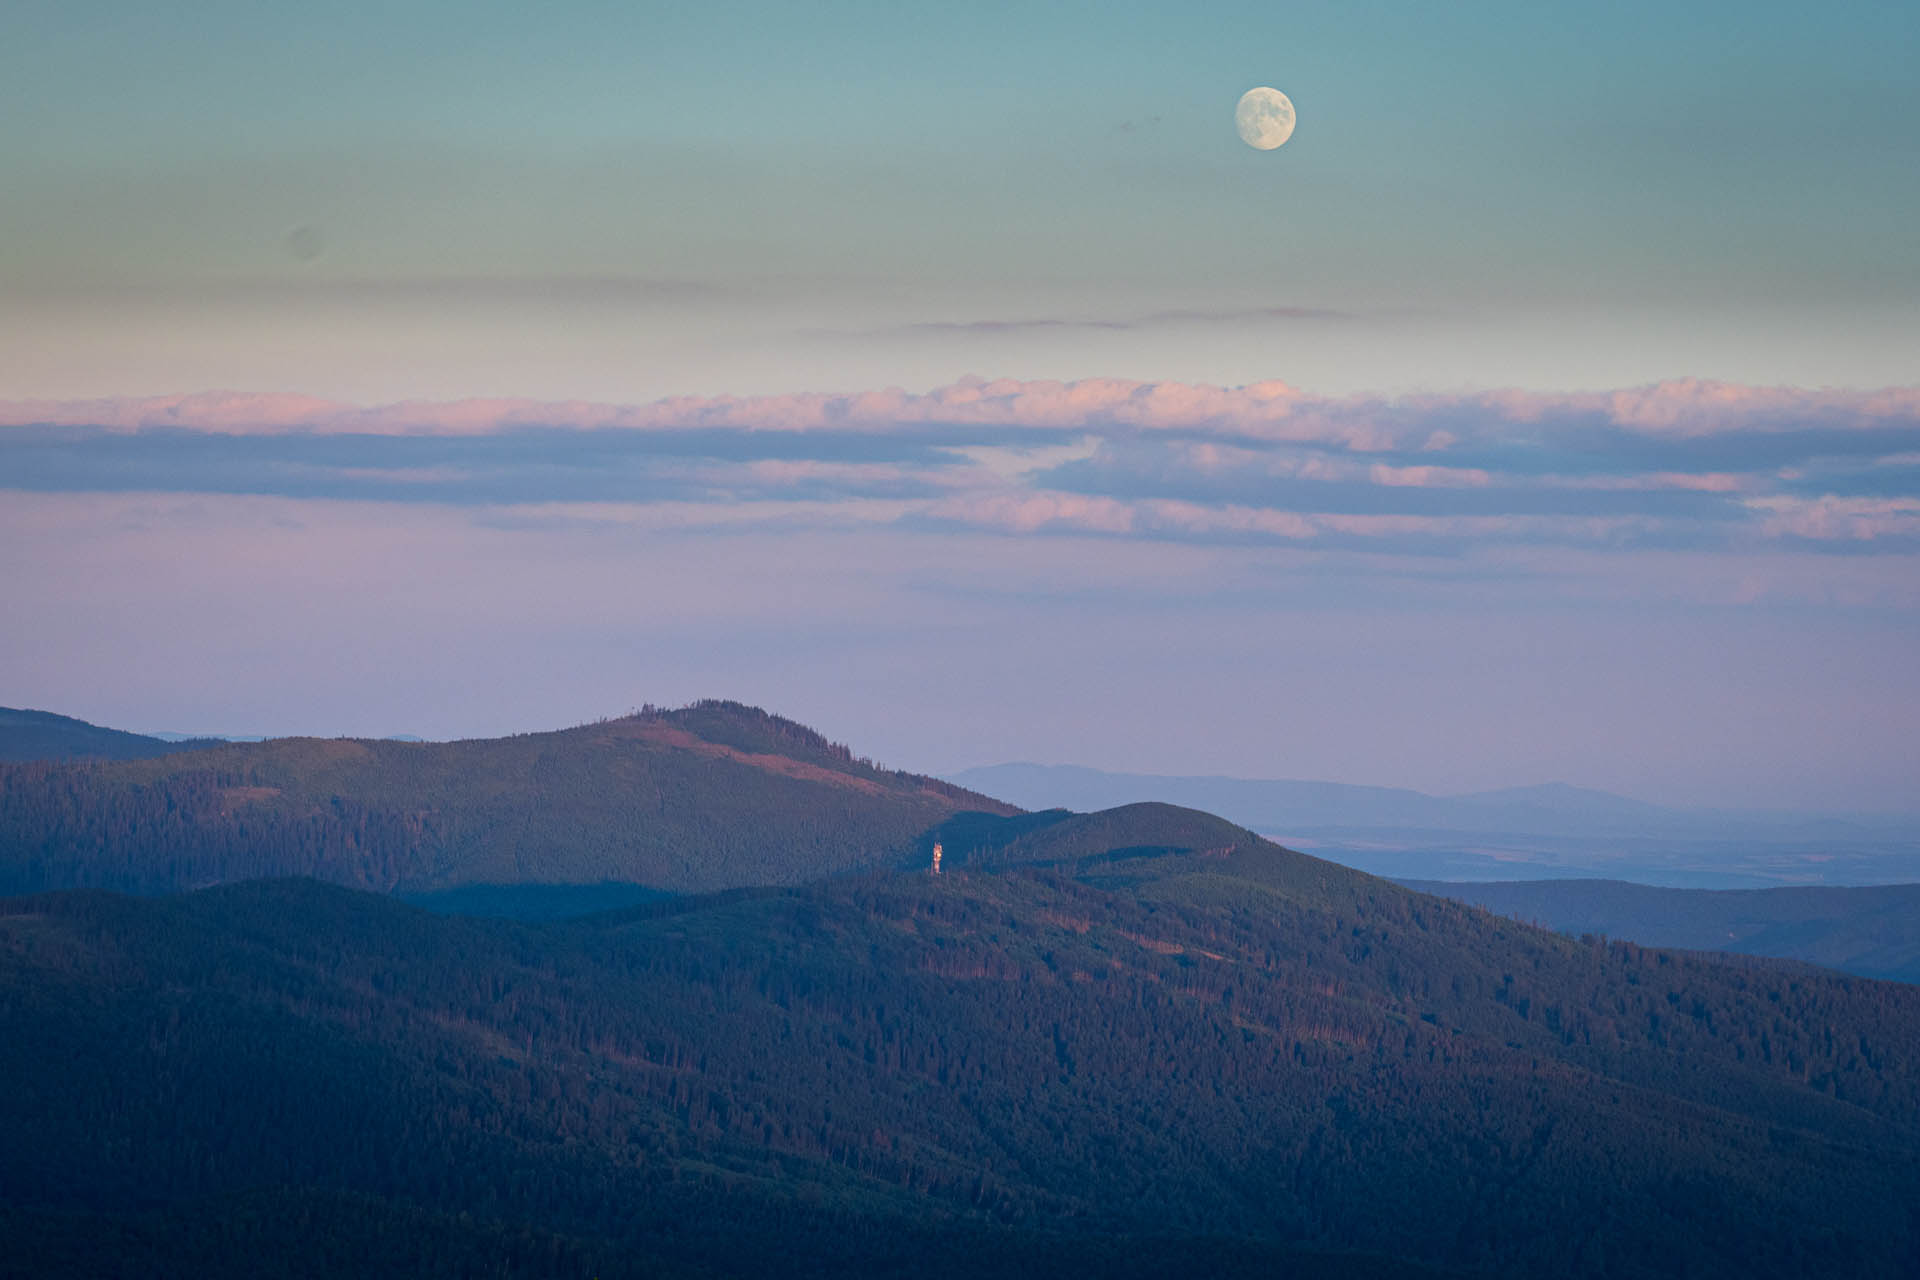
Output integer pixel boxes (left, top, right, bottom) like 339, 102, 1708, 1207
0, 701, 1016, 895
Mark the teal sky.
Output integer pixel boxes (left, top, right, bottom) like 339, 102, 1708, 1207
5, 0, 1917, 399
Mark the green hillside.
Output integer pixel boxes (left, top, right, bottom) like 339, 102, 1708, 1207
6, 822, 1920, 1277
0, 701, 1015, 896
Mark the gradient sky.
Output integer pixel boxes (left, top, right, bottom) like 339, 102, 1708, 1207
2, 2, 1916, 812
6, 0, 1918, 398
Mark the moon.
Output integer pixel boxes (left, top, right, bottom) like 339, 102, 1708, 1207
1236, 87, 1296, 151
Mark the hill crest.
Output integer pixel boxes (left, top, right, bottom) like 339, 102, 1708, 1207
0, 701, 1017, 897
0, 707, 222, 763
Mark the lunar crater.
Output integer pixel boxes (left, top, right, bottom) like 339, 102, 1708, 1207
1236, 87, 1296, 151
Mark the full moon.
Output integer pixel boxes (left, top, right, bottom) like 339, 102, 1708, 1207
1235, 87, 1296, 151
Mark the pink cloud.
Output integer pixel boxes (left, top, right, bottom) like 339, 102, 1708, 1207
1600, 380, 1920, 436
1547, 471, 1755, 493
927, 491, 1138, 535
1369, 464, 1492, 488
731, 459, 921, 488
1748, 496, 1920, 541
920, 491, 1650, 546
6, 376, 1916, 446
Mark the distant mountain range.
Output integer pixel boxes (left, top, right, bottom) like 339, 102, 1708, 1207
949, 763, 1920, 887
7, 703, 1919, 982
14, 711, 1911, 890
954, 763, 1646, 831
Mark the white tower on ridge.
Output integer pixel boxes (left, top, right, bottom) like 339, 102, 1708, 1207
930, 843, 943, 875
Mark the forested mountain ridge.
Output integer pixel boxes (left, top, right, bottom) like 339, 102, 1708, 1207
7, 824, 1920, 1277
0, 700, 1016, 896
923, 802, 1262, 872
0, 706, 221, 763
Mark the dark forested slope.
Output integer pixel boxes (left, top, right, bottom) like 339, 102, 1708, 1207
0, 706, 221, 763
0, 701, 1015, 896
924, 801, 1259, 871
6, 817, 1920, 1278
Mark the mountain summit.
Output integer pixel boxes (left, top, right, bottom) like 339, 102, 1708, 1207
0, 700, 1015, 897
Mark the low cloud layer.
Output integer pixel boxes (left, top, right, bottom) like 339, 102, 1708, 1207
6, 378, 1919, 810
4, 377, 1919, 555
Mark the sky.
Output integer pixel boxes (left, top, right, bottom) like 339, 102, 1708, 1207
2, 1, 1917, 811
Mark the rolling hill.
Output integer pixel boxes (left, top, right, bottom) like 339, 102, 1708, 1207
1405, 878, 1920, 984
949, 763, 1920, 887
0, 706, 222, 763
7, 814, 1920, 1277
0, 701, 1015, 897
